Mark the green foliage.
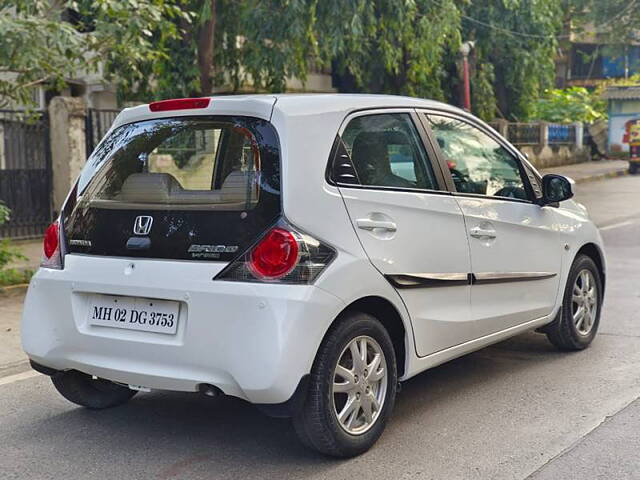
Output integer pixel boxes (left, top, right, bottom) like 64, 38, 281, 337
471, 62, 497, 121
0, 0, 191, 108
318, 0, 461, 99
0, 202, 9, 225
530, 87, 606, 123
461, 0, 561, 121
1, 0, 587, 121
565, 0, 640, 43
0, 268, 33, 287
0, 203, 29, 286
120, 0, 463, 101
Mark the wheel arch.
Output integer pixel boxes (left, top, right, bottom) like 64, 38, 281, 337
334, 295, 408, 378
576, 242, 606, 293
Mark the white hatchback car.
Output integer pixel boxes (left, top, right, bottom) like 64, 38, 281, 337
23, 94, 605, 457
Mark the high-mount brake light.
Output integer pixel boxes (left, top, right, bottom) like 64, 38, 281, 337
215, 223, 336, 284
41, 220, 63, 269
149, 98, 210, 112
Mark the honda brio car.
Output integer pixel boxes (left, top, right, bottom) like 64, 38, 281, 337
22, 94, 605, 457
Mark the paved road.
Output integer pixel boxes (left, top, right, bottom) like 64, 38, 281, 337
1, 175, 640, 479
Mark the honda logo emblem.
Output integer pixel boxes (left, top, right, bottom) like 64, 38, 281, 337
133, 216, 153, 235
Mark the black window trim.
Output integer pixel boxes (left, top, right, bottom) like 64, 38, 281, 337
326, 108, 451, 196
416, 108, 539, 205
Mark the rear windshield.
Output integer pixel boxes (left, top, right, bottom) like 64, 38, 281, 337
64, 116, 280, 261
78, 117, 271, 210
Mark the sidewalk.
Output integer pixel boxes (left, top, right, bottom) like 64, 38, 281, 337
540, 159, 629, 184
6, 238, 42, 273
0, 288, 28, 374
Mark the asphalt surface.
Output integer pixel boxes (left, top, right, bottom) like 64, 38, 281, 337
1, 175, 640, 479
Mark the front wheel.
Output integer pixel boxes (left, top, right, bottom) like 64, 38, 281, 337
545, 254, 603, 350
293, 312, 397, 457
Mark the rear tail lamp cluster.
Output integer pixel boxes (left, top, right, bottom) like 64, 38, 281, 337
41, 220, 63, 269
216, 222, 336, 284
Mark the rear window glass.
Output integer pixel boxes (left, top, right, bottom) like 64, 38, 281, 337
78, 117, 269, 211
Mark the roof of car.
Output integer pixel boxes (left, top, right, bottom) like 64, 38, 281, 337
110, 94, 465, 130
272, 93, 459, 113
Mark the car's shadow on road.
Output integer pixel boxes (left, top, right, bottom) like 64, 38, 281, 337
28, 332, 574, 479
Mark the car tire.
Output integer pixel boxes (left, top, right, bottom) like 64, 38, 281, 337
51, 370, 137, 409
545, 254, 603, 350
293, 311, 397, 457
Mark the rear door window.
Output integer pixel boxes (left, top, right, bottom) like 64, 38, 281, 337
65, 116, 280, 261
338, 113, 439, 190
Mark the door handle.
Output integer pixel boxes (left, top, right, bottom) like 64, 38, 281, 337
356, 218, 397, 232
469, 226, 496, 239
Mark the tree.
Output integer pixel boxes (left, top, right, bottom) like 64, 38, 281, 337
129, 0, 324, 99
0, 0, 191, 108
111, 0, 565, 122
317, 0, 461, 100
530, 87, 606, 123
566, 0, 640, 42
3, 0, 568, 121
121, 0, 462, 101
458, 0, 561, 121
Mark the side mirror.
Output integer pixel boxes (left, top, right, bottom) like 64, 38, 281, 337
540, 174, 573, 205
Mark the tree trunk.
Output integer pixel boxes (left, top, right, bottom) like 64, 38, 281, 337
197, 0, 217, 96
494, 66, 510, 120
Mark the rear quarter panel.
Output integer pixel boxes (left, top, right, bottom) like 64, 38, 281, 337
270, 102, 419, 377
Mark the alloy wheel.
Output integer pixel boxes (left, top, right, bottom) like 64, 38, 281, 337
332, 335, 388, 435
572, 269, 598, 336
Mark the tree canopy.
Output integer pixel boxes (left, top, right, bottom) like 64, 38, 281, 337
0, 0, 190, 108
0, 0, 634, 121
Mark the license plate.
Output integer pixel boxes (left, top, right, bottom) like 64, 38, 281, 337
87, 294, 180, 335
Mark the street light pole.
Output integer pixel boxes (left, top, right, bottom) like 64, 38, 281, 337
460, 41, 475, 111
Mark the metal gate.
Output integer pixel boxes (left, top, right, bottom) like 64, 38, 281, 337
0, 111, 52, 239
86, 108, 120, 157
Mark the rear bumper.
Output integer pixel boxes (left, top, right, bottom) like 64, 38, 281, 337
22, 254, 344, 404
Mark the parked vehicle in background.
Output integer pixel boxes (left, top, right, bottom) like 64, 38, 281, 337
22, 94, 606, 457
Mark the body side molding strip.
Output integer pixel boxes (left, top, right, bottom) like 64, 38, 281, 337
471, 272, 557, 285
385, 273, 470, 289
386, 272, 557, 289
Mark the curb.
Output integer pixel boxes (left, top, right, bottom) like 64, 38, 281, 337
573, 169, 629, 184
0, 283, 29, 297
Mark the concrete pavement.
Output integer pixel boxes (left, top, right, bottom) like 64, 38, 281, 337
530, 398, 640, 479
0, 174, 639, 479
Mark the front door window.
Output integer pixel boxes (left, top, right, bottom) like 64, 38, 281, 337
424, 114, 529, 201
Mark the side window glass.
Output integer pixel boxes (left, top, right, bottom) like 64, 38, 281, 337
340, 113, 438, 190
425, 114, 530, 201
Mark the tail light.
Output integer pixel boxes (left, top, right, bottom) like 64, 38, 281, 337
248, 228, 299, 279
41, 220, 63, 269
215, 222, 336, 284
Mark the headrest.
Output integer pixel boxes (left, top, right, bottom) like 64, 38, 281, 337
118, 173, 182, 203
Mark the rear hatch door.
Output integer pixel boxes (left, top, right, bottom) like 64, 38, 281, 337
63, 115, 281, 264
